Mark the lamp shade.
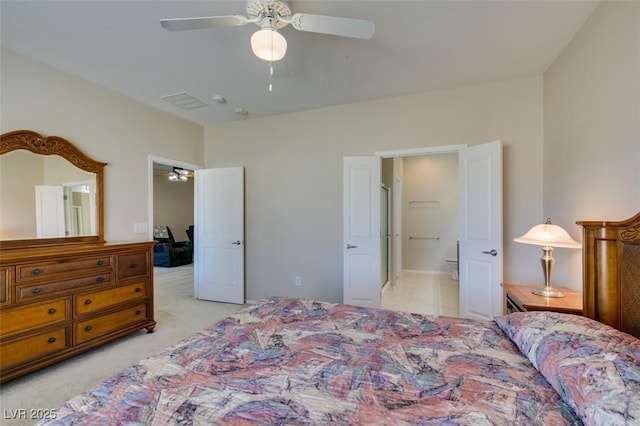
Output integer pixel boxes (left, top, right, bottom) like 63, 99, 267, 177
514, 218, 581, 249
250, 28, 287, 61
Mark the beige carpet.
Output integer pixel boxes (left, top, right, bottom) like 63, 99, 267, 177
0, 264, 244, 425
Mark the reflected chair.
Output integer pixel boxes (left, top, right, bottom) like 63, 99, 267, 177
186, 225, 194, 243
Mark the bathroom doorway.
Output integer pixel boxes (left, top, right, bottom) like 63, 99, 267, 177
344, 141, 502, 319
382, 153, 460, 316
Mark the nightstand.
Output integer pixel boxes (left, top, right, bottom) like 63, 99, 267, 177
502, 283, 583, 315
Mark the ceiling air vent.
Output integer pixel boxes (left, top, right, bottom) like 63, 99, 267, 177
161, 92, 208, 110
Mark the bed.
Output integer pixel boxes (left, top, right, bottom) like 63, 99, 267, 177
40, 213, 640, 425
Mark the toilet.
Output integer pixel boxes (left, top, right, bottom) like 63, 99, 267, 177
445, 258, 459, 280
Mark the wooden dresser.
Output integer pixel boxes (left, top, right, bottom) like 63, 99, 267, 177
0, 241, 155, 383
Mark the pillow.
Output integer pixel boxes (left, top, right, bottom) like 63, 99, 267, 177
495, 312, 640, 425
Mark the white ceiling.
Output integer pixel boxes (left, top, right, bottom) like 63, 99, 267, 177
1, 1, 599, 126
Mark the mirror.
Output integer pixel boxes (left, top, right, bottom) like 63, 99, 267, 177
0, 130, 106, 248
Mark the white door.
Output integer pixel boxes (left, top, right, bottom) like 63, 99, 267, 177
194, 167, 245, 304
343, 157, 381, 307
458, 141, 503, 320
35, 185, 65, 237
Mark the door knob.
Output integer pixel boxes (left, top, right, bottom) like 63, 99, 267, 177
232, 240, 242, 245
346, 244, 358, 249
482, 249, 498, 256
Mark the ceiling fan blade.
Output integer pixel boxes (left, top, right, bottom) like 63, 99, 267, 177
160, 15, 250, 32
289, 13, 375, 40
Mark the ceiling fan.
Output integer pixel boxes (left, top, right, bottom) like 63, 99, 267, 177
160, 0, 375, 62
156, 167, 194, 182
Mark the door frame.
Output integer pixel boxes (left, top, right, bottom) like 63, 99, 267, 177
392, 171, 402, 285
375, 145, 467, 159
373, 143, 503, 319
343, 144, 466, 307
147, 155, 202, 242
375, 145, 467, 287
62, 179, 97, 236
380, 183, 391, 289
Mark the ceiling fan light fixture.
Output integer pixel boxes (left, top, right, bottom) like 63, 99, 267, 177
168, 168, 192, 182
251, 28, 287, 61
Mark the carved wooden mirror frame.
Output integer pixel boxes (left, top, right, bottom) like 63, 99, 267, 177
0, 130, 106, 249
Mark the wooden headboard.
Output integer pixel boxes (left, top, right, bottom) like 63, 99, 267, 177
578, 212, 640, 338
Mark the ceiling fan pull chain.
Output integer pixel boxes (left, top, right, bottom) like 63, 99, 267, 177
269, 62, 274, 92
268, 26, 274, 92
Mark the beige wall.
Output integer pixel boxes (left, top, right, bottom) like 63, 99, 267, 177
205, 76, 545, 303
1, 48, 204, 242
402, 154, 459, 272
543, 1, 640, 289
153, 175, 194, 243
3, 1, 632, 303
0, 151, 42, 239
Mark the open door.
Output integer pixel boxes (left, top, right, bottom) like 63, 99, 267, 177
458, 141, 503, 320
35, 185, 65, 237
344, 142, 502, 316
194, 167, 245, 304
343, 156, 381, 307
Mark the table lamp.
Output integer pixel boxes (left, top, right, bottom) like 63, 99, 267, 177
514, 218, 582, 297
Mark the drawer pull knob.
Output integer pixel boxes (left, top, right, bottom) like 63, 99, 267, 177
32, 268, 42, 275
97, 260, 105, 266
135, 310, 142, 315
84, 325, 93, 332
96, 277, 105, 283
48, 307, 57, 314
48, 337, 57, 344
32, 288, 42, 295
129, 263, 137, 269
84, 299, 92, 305
135, 287, 142, 293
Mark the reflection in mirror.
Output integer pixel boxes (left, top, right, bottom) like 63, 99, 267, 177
0, 150, 97, 239
1, 130, 106, 248
66, 182, 97, 237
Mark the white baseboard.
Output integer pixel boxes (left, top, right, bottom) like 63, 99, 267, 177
401, 269, 449, 275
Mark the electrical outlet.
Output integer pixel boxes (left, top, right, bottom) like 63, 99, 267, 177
294, 276, 302, 287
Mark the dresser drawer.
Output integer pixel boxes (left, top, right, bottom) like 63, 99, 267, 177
0, 241, 154, 384
16, 273, 112, 302
74, 282, 147, 316
0, 327, 69, 370
74, 303, 147, 344
116, 252, 149, 281
0, 267, 9, 305
16, 256, 111, 282
0, 299, 69, 335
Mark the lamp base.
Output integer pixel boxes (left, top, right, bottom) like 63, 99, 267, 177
531, 286, 565, 298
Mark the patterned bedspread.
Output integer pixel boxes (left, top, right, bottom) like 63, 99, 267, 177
42, 297, 581, 425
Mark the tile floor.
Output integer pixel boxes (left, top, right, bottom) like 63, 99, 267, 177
382, 270, 459, 317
